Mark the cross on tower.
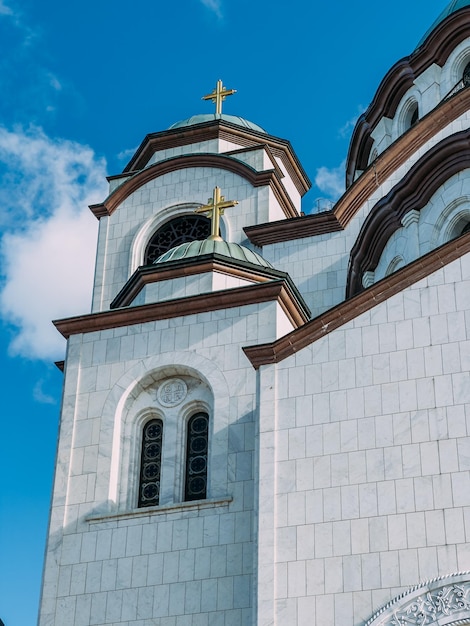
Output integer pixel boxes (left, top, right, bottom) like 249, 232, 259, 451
195, 186, 238, 241
202, 80, 236, 116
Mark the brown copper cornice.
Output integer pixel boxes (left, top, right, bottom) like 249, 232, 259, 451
243, 230, 470, 369
54, 279, 310, 339
244, 87, 470, 246
110, 254, 301, 309
346, 127, 470, 298
122, 120, 310, 195
346, 7, 470, 186
244, 211, 342, 246
89, 153, 299, 220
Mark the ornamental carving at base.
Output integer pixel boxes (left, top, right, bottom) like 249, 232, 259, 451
366, 573, 470, 626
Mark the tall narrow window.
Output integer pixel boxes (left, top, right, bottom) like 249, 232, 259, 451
138, 418, 163, 507
184, 412, 209, 501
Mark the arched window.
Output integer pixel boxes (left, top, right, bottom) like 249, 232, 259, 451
460, 221, 470, 236
184, 412, 209, 501
463, 60, 470, 87
409, 104, 419, 127
138, 418, 163, 507
144, 215, 211, 264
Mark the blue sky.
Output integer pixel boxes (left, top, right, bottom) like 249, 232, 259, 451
0, 0, 451, 623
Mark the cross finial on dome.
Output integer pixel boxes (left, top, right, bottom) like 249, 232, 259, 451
202, 80, 236, 116
194, 186, 238, 241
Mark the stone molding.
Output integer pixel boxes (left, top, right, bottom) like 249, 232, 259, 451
122, 119, 311, 195
89, 152, 299, 220
346, 127, 470, 297
401, 209, 420, 228
53, 278, 310, 339
109, 253, 297, 309
365, 572, 470, 626
86, 496, 233, 524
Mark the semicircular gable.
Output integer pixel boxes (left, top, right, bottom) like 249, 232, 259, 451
346, 128, 470, 297
346, 7, 470, 187
365, 572, 470, 626
89, 153, 280, 218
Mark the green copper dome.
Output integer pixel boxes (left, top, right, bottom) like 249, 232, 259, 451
169, 114, 266, 134
154, 239, 273, 268
417, 0, 470, 47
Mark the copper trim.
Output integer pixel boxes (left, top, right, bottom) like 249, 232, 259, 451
243, 230, 470, 368
54, 279, 310, 339
89, 153, 299, 220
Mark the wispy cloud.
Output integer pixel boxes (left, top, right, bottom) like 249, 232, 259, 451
117, 146, 138, 162
338, 106, 366, 139
0, 0, 13, 15
33, 379, 57, 404
0, 126, 108, 360
200, 0, 223, 18
314, 160, 346, 205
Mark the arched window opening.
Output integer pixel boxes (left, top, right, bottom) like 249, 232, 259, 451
138, 418, 163, 508
144, 215, 211, 264
385, 255, 405, 277
409, 105, 419, 127
184, 412, 209, 502
460, 221, 470, 236
463, 61, 470, 87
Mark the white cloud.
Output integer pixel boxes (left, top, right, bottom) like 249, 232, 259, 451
314, 160, 346, 205
0, 126, 108, 361
33, 379, 56, 404
200, 0, 222, 18
0, 0, 13, 16
117, 146, 138, 162
338, 106, 366, 139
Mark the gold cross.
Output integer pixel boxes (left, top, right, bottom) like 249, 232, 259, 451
195, 186, 238, 241
202, 80, 236, 116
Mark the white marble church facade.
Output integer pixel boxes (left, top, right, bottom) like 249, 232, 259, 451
39, 3, 470, 625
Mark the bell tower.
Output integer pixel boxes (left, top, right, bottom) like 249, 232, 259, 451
38, 84, 310, 625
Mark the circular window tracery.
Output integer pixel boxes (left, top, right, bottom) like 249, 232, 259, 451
144, 214, 211, 264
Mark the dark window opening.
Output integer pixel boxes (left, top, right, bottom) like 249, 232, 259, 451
138, 419, 163, 508
460, 221, 470, 236
184, 412, 209, 501
144, 215, 211, 264
463, 61, 470, 87
409, 105, 419, 127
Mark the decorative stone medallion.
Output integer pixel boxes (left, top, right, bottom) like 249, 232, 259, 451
157, 378, 188, 407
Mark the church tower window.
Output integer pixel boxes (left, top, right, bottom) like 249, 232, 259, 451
184, 412, 209, 501
138, 418, 163, 507
144, 215, 211, 264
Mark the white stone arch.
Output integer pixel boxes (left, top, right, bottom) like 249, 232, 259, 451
392, 92, 420, 140
374, 230, 411, 283
129, 201, 230, 274
364, 572, 470, 625
440, 36, 470, 97
96, 351, 231, 515
385, 254, 406, 276
430, 196, 470, 249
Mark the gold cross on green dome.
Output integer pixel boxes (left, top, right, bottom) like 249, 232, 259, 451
202, 80, 236, 116
195, 186, 238, 241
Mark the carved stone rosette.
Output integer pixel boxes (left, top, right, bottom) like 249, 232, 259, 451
365, 573, 470, 625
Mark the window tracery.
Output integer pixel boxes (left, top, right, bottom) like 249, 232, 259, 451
184, 412, 209, 501
138, 418, 163, 507
144, 214, 211, 264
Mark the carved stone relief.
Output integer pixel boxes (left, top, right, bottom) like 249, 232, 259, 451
365, 573, 470, 626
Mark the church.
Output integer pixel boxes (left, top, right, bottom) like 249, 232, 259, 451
39, 2, 470, 624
